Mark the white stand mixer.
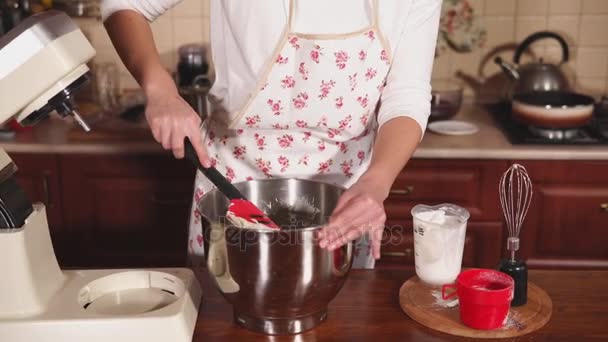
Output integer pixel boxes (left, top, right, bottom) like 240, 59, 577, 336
0, 11, 202, 342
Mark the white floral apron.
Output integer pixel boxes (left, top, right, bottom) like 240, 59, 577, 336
188, 0, 392, 269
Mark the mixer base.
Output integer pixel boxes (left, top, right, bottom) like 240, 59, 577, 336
234, 309, 328, 335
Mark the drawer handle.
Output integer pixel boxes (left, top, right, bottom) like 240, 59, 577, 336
42, 172, 53, 208
390, 186, 414, 196
381, 248, 413, 258
601, 203, 608, 212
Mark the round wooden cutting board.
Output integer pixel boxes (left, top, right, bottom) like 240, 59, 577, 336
399, 276, 553, 339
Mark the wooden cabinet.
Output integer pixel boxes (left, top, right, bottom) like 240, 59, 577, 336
9, 153, 71, 263
385, 159, 507, 221
515, 161, 608, 269
7, 151, 608, 271
378, 159, 507, 269
379, 220, 504, 269
59, 154, 196, 268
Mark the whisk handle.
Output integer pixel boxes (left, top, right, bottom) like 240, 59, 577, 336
499, 258, 528, 307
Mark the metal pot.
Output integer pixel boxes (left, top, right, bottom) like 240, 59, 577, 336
512, 91, 595, 129
198, 179, 353, 335
495, 31, 570, 96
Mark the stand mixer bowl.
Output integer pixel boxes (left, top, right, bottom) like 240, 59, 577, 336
198, 179, 353, 335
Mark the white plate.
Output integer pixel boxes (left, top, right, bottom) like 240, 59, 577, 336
427, 120, 479, 136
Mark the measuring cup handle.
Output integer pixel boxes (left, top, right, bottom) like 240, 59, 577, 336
442, 283, 458, 300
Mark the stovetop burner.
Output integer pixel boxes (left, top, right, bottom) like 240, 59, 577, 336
487, 102, 608, 145
528, 126, 583, 141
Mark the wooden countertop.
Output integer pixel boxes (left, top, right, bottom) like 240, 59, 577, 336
193, 269, 608, 341
2, 105, 608, 160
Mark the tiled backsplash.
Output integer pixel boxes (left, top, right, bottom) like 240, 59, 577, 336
77, 0, 608, 99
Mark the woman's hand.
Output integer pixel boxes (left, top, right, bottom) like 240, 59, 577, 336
145, 87, 210, 165
318, 177, 389, 259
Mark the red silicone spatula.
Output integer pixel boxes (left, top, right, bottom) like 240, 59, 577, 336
184, 138, 280, 229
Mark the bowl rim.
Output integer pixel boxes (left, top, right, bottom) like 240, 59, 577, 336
199, 178, 346, 233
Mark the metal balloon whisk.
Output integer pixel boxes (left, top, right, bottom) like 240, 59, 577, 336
499, 164, 533, 262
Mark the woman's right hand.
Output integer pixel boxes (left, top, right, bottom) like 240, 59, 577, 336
145, 88, 211, 167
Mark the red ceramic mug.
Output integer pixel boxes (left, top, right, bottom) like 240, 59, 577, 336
442, 269, 514, 330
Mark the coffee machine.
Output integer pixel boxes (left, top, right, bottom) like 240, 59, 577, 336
0, 11, 201, 342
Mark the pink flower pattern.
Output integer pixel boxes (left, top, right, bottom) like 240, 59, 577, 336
341, 159, 354, 178
272, 123, 290, 130
359, 50, 367, 61
357, 150, 366, 165
292, 92, 309, 109
310, 45, 323, 64
254, 133, 267, 150
276, 54, 289, 64
245, 115, 262, 128
277, 134, 294, 148
357, 94, 369, 108
365, 68, 377, 81
335, 96, 344, 109
360, 113, 369, 127
334, 51, 349, 70
278, 156, 290, 172
349, 73, 358, 92
289, 36, 301, 50
318, 80, 336, 99
381, 50, 390, 64
367, 30, 376, 41
225, 167, 235, 182
318, 140, 326, 151
281, 75, 296, 89
267, 99, 283, 116
233, 146, 247, 160
296, 120, 307, 128
299, 62, 309, 80
317, 159, 333, 174
255, 158, 272, 177
298, 155, 310, 166
302, 131, 312, 143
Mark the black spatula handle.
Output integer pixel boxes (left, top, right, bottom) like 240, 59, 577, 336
183, 137, 245, 200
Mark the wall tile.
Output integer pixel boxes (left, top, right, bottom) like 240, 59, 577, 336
151, 15, 175, 69
582, 0, 608, 14
579, 15, 608, 46
431, 53, 452, 79
547, 15, 580, 47
202, 0, 211, 17
515, 16, 548, 41
483, 16, 516, 46
517, 0, 549, 15
576, 47, 608, 78
449, 50, 483, 78
172, 0, 203, 17
549, 0, 582, 14
173, 18, 205, 49
576, 77, 606, 94
485, 0, 516, 15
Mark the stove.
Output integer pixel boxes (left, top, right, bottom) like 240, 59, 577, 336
487, 100, 608, 145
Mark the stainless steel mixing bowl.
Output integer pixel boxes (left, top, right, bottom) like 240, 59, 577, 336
198, 179, 353, 335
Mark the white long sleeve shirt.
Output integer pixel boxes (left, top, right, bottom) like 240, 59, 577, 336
100, 0, 441, 132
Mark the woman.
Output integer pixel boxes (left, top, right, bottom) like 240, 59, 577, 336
101, 0, 441, 269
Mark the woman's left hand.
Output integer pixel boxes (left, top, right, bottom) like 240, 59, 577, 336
318, 178, 389, 259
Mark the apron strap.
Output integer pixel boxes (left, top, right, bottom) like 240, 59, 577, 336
371, 0, 380, 30
288, 0, 296, 32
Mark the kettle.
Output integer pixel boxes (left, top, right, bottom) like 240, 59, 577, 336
495, 31, 570, 96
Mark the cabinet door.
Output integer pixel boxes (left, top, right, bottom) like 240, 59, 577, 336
60, 154, 195, 268
377, 221, 503, 270
385, 160, 507, 222
9, 154, 62, 229
521, 184, 608, 268
513, 161, 608, 269
9, 153, 73, 264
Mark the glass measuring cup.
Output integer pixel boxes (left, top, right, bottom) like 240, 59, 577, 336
411, 204, 470, 287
